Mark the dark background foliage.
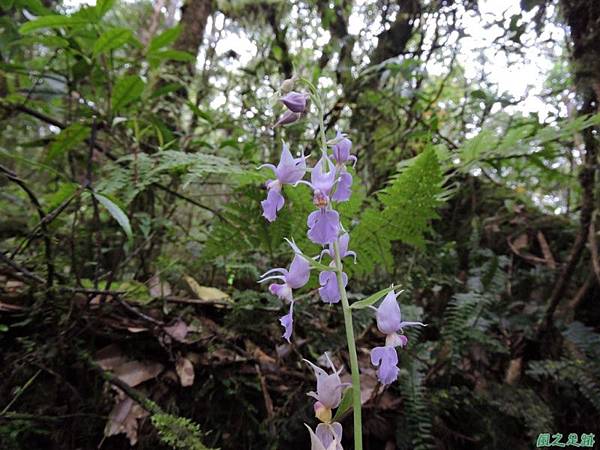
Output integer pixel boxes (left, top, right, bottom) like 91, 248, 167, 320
1, 0, 599, 449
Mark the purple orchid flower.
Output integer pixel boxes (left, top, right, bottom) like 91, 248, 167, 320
369, 291, 426, 384
259, 143, 307, 222
375, 290, 425, 346
331, 131, 357, 167
304, 354, 350, 410
259, 241, 311, 341
281, 91, 309, 113
318, 269, 347, 304
370, 346, 400, 385
306, 423, 343, 450
274, 110, 302, 127
320, 233, 357, 263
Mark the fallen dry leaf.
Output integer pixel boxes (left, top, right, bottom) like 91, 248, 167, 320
104, 396, 149, 445
148, 275, 172, 298
176, 356, 195, 387
95, 345, 129, 371
183, 275, 230, 301
112, 361, 164, 387
164, 319, 189, 342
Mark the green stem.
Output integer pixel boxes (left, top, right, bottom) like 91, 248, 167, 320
333, 239, 362, 450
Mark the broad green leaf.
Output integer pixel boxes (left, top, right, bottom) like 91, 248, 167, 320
332, 387, 353, 421
93, 28, 131, 56
19, 15, 90, 34
148, 26, 181, 52
94, 193, 133, 239
47, 124, 90, 160
349, 286, 396, 310
111, 75, 145, 112
9, 35, 70, 48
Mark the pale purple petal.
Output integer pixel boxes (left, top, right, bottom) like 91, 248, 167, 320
399, 321, 426, 329
332, 132, 352, 164
286, 254, 310, 289
371, 345, 399, 385
316, 423, 343, 450
332, 170, 352, 202
304, 357, 346, 409
306, 425, 328, 450
386, 332, 408, 348
307, 209, 340, 245
279, 302, 294, 342
311, 155, 337, 195
269, 283, 293, 302
276, 144, 306, 184
318, 271, 347, 304
376, 291, 402, 335
280, 91, 309, 113
261, 188, 285, 222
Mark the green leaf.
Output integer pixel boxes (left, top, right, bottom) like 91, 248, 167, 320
44, 182, 79, 211
111, 75, 145, 112
333, 387, 353, 421
19, 15, 90, 34
93, 28, 131, 56
1, 0, 15, 11
94, 193, 133, 239
186, 101, 212, 123
47, 124, 90, 161
148, 49, 195, 68
95, 0, 116, 19
148, 26, 181, 53
349, 286, 396, 310
15, 0, 50, 16
10, 35, 70, 48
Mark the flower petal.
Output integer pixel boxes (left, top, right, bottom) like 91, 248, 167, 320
286, 254, 310, 289
307, 209, 340, 245
376, 291, 402, 335
318, 270, 347, 304
269, 283, 293, 303
311, 155, 337, 195
279, 302, 294, 342
370, 345, 399, 385
332, 170, 352, 202
276, 143, 306, 184
261, 188, 285, 222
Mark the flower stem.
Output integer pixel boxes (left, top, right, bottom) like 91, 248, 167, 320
332, 239, 362, 450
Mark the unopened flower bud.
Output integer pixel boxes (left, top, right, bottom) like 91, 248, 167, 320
280, 78, 295, 93
281, 91, 309, 113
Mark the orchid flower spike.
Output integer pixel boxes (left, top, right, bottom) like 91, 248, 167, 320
259, 143, 307, 222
